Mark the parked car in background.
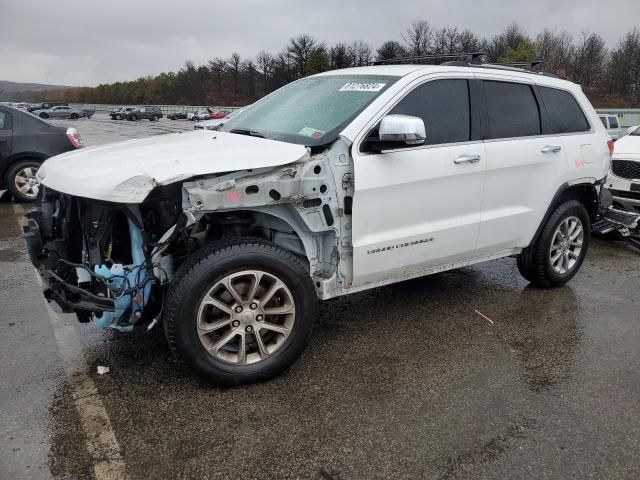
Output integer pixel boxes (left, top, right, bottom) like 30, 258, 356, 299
211, 111, 230, 119
0, 105, 83, 202
188, 110, 212, 121
27, 102, 67, 112
32, 105, 93, 120
26, 64, 612, 385
599, 114, 626, 140
126, 106, 163, 121
167, 111, 189, 120
606, 126, 640, 214
110, 107, 135, 120
194, 108, 246, 131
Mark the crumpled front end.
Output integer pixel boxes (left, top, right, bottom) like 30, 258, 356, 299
23, 187, 170, 331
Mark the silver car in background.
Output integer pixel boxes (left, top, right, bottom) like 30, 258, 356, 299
31, 105, 94, 119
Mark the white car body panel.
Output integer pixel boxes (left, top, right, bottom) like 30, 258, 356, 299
607, 133, 640, 209
37, 131, 309, 203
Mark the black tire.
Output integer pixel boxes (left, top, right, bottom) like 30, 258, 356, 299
150, 115, 158, 122
164, 239, 317, 386
70, 113, 79, 119
39, 112, 49, 119
6, 160, 42, 203
517, 200, 590, 288
130, 114, 137, 121
115, 114, 121, 120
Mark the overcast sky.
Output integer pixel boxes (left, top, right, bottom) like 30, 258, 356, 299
1, 0, 639, 87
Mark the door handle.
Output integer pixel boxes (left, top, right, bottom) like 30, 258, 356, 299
541, 145, 562, 154
454, 154, 481, 165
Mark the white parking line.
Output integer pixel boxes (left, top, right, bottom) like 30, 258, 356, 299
12, 203, 127, 480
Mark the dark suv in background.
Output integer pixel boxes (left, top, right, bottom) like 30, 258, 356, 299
126, 106, 163, 121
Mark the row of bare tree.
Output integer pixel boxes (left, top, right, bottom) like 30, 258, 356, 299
7, 22, 640, 107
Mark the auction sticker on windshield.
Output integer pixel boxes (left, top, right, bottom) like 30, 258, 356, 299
298, 127, 325, 138
339, 82, 387, 92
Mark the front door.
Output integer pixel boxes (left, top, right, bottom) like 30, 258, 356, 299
351, 77, 485, 288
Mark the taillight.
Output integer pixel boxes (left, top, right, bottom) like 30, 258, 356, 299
66, 127, 84, 149
607, 139, 614, 158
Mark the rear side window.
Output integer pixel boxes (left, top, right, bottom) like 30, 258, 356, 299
390, 79, 471, 145
0, 111, 6, 129
599, 117, 608, 128
484, 81, 541, 139
540, 87, 590, 133
609, 117, 619, 129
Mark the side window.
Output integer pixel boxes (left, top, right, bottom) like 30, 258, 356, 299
609, 117, 619, 129
390, 79, 471, 145
484, 81, 541, 139
599, 117, 608, 128
540, 87, 590, 133
0, 111, 6, 129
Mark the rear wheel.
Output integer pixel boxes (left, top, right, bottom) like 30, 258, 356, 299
150, 115, 158, 121
70, 113, 79, 119
164, 239, 317, 386
39, 112, 49, 119
6, 160, 41, 202
130, 114, 137, 121
115, 114, 121, 120
517, 200, 590, 287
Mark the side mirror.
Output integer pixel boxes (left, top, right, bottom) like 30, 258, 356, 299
378, 114, 426, 146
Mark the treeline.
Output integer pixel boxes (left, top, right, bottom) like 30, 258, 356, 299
8, 22, 640, 107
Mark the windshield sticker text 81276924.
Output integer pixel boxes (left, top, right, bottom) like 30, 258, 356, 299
339, 82, 387, 92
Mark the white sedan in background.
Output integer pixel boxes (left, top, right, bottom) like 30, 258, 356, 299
607, 125, 640, 214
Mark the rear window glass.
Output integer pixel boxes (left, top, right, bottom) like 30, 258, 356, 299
484, 81, 541, 139
540, 87, 590, 134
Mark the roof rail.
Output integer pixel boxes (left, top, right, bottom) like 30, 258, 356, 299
371, 52, 484, 66
371, 53, 558, 78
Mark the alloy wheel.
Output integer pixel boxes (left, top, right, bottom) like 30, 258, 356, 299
549, 216, 584, 274
197, 270, 296, 365
13, 166, 40, 199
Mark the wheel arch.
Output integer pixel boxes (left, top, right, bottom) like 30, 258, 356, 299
192, 206, 325, 273
528, 181, 599, 247
1, 153, 48, 184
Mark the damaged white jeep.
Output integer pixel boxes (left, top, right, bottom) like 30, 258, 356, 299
25, 64, 613, 385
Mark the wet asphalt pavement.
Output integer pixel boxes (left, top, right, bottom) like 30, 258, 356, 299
1, 115, 640, 479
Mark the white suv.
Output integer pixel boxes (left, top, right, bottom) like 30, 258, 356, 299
26, 63, 612, 385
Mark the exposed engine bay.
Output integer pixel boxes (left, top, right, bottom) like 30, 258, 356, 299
23, 141, 355, 331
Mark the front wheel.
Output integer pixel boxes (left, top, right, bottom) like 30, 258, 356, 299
164, 239, 317, 386
115, 114, 121, 120
130, 114, 137, 121
517, 200, 590, 288
39, 112, 49, 119
150, 115, 158, 121
70, 113, 79, 119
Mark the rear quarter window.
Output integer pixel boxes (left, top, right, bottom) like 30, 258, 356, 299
540, 87, 590, 134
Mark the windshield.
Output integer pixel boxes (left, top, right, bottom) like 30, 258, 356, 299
221, 75, 398, 146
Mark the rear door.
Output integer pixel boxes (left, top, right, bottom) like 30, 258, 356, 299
351, 75, 486, 287
0, 110, 12, 164
476, 77, 567, 256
